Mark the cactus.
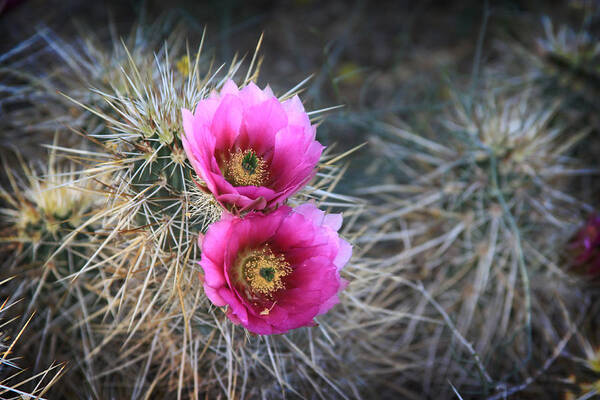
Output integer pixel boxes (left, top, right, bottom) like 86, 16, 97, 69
362, 85, 594, 397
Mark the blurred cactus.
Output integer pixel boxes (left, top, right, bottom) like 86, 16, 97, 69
535, 17, 600, 114
0, 287, 65, 399
558, 334, 600, 400
0, 139, 99, 267
537, 16, 600, 67
0, 19, 190, 155
362, 85, 594, 397
531, 16, 600, 114
0, 139, 106, 397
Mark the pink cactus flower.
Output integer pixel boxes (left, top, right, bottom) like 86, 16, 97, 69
199, 203, 351, 335
181, 80, 323, 212
571, 214, 600, 277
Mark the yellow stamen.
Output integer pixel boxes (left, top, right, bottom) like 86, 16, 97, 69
224, 149, 268, 187
238, 245, 291, 298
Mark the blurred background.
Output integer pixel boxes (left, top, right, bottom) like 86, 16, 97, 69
1, 0, 598, 190
0, 1, 584, 136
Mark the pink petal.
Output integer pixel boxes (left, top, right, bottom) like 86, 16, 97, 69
334, 238, 352, 271
193, 98, 220, 127
282, 95, 311, 129
220, 79, 240, 96
219, 288, 248, 324
239, 81, 270, 108
236, 98, 287, 154
211, 95, 243, 151
204, 284, 227, 307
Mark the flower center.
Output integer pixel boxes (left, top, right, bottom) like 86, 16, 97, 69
224, 149, 268, 187
240, 245, 291, 297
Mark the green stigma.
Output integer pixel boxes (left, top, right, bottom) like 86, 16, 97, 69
241, 151, 258, 175
259, 267, 275, 282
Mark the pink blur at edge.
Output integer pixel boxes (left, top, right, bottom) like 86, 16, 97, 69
572, 214, 600, 277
